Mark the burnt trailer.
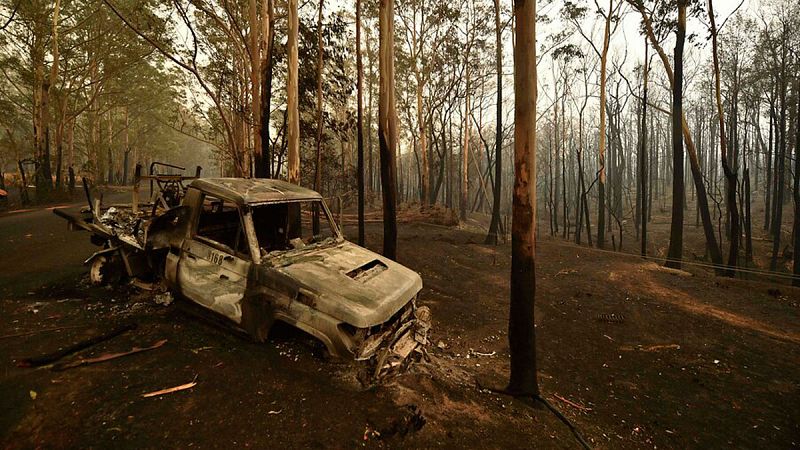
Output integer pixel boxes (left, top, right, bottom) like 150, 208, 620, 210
54, 170, 430, 371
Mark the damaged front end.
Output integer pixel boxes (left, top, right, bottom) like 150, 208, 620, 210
342, 300, 432, 379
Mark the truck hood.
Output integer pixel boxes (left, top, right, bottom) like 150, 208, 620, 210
262, 241, 422, 328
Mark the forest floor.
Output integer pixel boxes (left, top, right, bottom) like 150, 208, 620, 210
0, 198, 798, 448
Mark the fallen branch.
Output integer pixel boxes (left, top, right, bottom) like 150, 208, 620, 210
142, 376, 197, 398
17, 323, 137, 367
53, 339, 167, 371
0, 325, 84, 340
620, 344, 681, 352
553, 394, 593, 412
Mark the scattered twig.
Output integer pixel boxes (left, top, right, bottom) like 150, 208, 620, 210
52, 339, 167, 371
16, 323, 137, 367
142, 376, 198, 398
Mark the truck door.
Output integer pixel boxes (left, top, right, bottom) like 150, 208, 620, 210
177, 195, 251, 324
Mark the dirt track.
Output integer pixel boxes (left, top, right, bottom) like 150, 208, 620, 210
0, 202, 798, 448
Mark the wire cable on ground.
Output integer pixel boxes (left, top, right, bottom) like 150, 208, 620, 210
464, 218, 799, 283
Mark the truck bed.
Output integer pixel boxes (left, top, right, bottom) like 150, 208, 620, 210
53, 206, 152, 251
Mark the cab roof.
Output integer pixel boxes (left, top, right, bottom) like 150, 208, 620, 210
189, 178, 322, 205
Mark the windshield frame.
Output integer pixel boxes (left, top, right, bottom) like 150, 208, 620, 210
244, 198, 344, 260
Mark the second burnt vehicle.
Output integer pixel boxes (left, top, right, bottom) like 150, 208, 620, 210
55, 172, 430, 372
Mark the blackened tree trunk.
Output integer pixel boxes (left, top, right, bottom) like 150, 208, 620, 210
770, 60, 788, 271
507, 0, 539, 397
632, 0, 724, 272
640, 40, 649, 257
791, 81, 800, 285
708, 0, 739, 275
378, 0, 398, 260
596, 0, 612, 249
665, 2, 686, 269
765, 102, 774, 231
485, 0, 503, 245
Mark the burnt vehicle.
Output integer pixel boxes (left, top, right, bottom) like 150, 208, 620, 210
55, 169, 430, 371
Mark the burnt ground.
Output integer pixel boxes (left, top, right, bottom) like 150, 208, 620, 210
1, 199, 799, 448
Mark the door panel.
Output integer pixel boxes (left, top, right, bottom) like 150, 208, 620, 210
178, 239, 249, 324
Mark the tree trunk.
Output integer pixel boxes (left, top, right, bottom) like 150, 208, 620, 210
633, 1, 724, 270
792, 80, 800, 285
708, 0, 739, 275
640, 40, 649, 256
460, 34, 470, 222
507, 0, 539, 398
287, 0, 300, 184
486, 0, 503, 245
367, 28, 375, 196
409, 12, 428, 208
765, 103, 773, 230
770, 64, 788, 271
665, 3, 686, 269
596, 0, 612, 249
258, 0, 274, 178
37, 0, 61, 195
356, 0, 366, 246
313, 0, 324, 234
122, 107, 129, 185
249, 0, 262, 178
378, 0, 398, 260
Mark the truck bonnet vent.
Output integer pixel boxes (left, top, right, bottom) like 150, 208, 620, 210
346, 260, 388, 282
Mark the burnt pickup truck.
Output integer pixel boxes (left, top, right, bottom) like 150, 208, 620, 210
55, 172, 430, 372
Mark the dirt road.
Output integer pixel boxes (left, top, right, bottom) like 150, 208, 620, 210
0, 191, 130, 297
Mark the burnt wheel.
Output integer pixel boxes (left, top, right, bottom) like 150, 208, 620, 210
89, 255, 124, 285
